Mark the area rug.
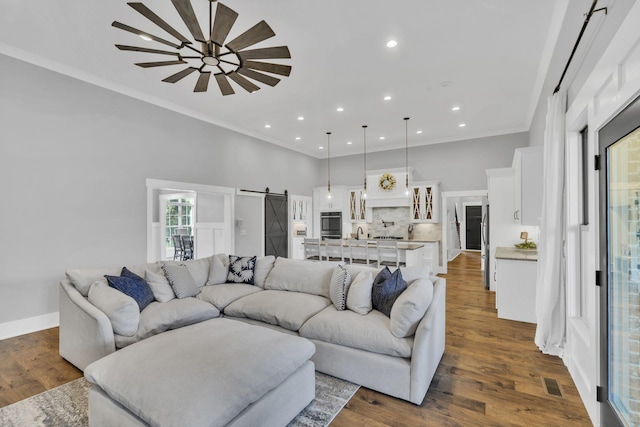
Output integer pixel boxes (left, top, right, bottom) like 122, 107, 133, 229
0, 372, 359, 427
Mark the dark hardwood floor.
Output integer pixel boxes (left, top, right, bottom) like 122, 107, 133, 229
0, 252, 591, 425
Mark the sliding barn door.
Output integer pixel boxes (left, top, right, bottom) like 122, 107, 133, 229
265, 194, 288, 257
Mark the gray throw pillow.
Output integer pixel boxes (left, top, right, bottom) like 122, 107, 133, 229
329, 265, 351, 311
371, 267, 407, 317
162, 264, 200, 298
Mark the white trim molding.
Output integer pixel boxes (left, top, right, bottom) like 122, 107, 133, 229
0, 312, 59, 341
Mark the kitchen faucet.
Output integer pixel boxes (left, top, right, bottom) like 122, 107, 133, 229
356, 226, 364, 240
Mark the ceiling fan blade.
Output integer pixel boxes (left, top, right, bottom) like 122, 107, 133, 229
171, 0, 205, 42
162, 67, 198, 83
237, 46, 291, 60
243, 60, 292, 76
226, 20, 275, 52
194, 71, 211, 92
128, 2, 191, 44
136, 60, 187, 68
237, 68, 280, 87
227, 72, 261, 93
215, 73, 235, 96
211, 3, 238, 46
112, 21, 181, 49
116, 44, 180, 56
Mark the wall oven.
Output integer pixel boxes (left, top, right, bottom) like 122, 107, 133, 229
320, 211, 342, 240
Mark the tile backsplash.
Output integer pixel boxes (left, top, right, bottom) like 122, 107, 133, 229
350, 207, 442, 241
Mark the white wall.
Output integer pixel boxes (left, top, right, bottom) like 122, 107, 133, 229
0, 54, 320, 326
323, 132, 528, 191
234, 195, 265, 257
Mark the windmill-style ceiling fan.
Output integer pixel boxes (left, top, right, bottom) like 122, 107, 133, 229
112, 0, 292, 95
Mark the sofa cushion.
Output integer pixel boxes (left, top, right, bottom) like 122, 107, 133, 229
227, 255, 257, 285
344, 264, 380, 279
104, 274, 155, 312
264, 258, 337, 298
114, 298, 220, 348
254, 255, 276, 288
399, 264, 432, 283
86, 319, 315, 427
162, 264, 200, 298
346, 271, 374, 315
88, 280, 139, 337
66, 267, 120, 297
299, 305, 414, 358
329, 265, 351, 311
224, 290, 331, 331
163, 257, 211, 287
144, 269, 175, 303
372, 267, 407, 317
390, 278, 434, 338
197, 283, 262, 310
205, 253, 230, 286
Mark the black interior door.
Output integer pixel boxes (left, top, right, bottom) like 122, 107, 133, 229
465, 205, 482, 250
265, 194, 288, 258
598, 95, 640, 427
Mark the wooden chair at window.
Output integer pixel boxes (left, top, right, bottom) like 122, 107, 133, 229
347, 239, 375, 266
172, 235, 184, 261
324, 238, 345, 262
303, 238, 322, 261
375, 240, 405, 269
181, 235, 193, 260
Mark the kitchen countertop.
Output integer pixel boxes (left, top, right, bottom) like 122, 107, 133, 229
495, 246, 538, 261
306, 239, 425, 251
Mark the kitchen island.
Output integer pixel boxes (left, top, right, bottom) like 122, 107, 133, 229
495, 246, 538, 323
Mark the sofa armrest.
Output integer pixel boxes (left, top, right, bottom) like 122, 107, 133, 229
409, 277, 446, 404
59, 280, 116, 371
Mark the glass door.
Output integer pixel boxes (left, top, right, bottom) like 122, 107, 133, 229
599, 96, 640, 427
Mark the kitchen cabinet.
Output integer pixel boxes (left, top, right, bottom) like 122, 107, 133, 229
291, 237, 305, 260
313, 186, 347, 211
512, 146, 543, 225
291, 196, 311, 222
495, 247, 538, 323
404, 241, 439, 274
410, 181, 440, 223
347, 187, 371, 222
289, 195, 311, 259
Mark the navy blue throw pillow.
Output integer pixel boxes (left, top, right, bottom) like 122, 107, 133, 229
105, 273, 155, 312
120, 267, 145, 283
371, 266, 407, 317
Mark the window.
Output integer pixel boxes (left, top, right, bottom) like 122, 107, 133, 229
165, 198, 194, 247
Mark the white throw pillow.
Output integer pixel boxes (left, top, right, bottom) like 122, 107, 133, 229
88, 280, 140, 337
329, 265, 352, 311
346, 271, 374, 315
389, 278, 434, 338
253, 255, 276, 288
65, 267, 120, 297
206, 253, 230, 286
144, 269, 175, 303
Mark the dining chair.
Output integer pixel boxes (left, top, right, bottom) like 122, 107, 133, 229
346, 239, 375, 266
303, 238, 322, 261
172, 235, 184, 261
375, 240, 405, 268
324, 238, 345, 262
181, 235, 193, 260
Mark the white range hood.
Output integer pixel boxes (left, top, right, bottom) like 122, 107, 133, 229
365, 168, 413, 207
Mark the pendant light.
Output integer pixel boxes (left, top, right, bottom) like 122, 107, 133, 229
326, 132, 332, 199
362, 125, 368, 199
404, 117, 410, 196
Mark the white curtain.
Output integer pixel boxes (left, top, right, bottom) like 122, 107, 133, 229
535, 91, 567, 356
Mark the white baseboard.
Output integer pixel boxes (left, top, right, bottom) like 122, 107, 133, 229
0, 312, 59, 341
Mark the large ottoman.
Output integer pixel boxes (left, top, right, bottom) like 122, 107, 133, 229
84, 318, 316, 427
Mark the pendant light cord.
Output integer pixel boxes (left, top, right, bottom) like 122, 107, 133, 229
404, 117, 410, 191
327, 132, 331, 194
363, 125, 368, 194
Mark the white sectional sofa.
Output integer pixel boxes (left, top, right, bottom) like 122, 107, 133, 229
59, 254, 446, 405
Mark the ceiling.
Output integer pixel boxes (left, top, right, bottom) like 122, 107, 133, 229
0, 0, 563, 158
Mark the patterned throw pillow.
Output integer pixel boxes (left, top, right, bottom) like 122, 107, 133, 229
329, 265, 352, 311
104, 273, 155, 312
162, 264, 200, 299
371, 267, 407, 317
227, 255, 257, 285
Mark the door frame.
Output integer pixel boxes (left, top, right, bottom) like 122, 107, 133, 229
462, 202, 482, 251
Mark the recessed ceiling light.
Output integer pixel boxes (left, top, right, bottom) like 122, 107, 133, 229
384, 96, 392, 101
264, 124, 271, 128
347, 141, 353, 145
336, 107, 344, 112
459, 123, 466, 128
140, 34, 152, 41
386, 40, 398, 48
416, 130, 423, 134
379, 136, 385, 140
297, 116, 304, 121
295, 137, 301, 140
318, 146, 324, 150
451, 106, 460, 111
